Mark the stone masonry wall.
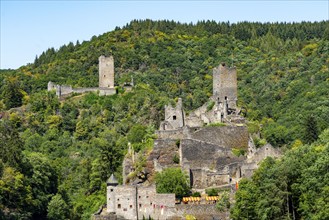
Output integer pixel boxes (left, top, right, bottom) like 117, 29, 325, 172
181, 139, 231, 170
188, 126, 248, 149
155, 129, 184, 140
113, 186, 137, 220
175, 204, 226, 220
162, 98, 185, 130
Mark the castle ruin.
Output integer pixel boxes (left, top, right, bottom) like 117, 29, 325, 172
94, 62, 281, 220
48, 55, 117, 98
159, 63, 243, 130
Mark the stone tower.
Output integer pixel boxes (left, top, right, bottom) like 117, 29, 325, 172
106, 174, 118, 213
99, 55, 114, 88
160, 98, 185, 130
47, 81, 56, 91
213, 63, 237, 109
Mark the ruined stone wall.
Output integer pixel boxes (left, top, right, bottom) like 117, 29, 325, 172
181, 138, 246, 188
249, 143, 281, 164
99, 56, 115, 88
136, 186, 156, 219
241, 162, 258, 178
48, 83, 116, 98
213, 64, 237, 109
181, 139, 231, 170
188, 126, 248, 149
185, 102, 221, 126
152, 194, 176, 219
72, 87, 97, 92
57, 85, 73, 96
107, 185, 176, 220
47, 81, 56, 91
189, 169, 207, 189
175, 204, 226, 220
99, 88, 116, 96
114, 186, 137, 220
161, 98, 185, 130
73, 88, 116, 96
184, 114, 204, 127
155, 129, 184, 140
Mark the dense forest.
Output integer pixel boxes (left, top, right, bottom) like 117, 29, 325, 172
0, 20, 328, 219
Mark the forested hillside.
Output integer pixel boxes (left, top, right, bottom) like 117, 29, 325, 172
1, 20, 328, 219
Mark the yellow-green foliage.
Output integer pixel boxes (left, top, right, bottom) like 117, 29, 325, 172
206, 122, 226, 127
232, 148, 246, 156
247, 121, 260, 134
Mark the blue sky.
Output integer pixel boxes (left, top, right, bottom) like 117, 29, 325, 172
1, 1, 328, 69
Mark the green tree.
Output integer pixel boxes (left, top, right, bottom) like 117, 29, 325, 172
47, 194, 69, 220
303, 115, 319, 143
155, 168, 190, 199
1, 77, 24, 109
231, 179, 258, 220
127, 124, 147, 144
0, 120, 24, 169
25, 152, 58, 218
0, 166, 33, 219
216, 191, 230, 212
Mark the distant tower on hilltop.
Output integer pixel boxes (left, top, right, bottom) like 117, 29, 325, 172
99, 55, 114, 88
213, 63, 237, 109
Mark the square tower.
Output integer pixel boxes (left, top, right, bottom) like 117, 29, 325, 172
99, 55, 114, 88
213, 63, 237, 109
160, 98, 185, 130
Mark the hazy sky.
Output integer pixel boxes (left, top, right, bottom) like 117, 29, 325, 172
1, 1, 328, 69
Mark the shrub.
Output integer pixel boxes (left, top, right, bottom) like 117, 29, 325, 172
206, 188, 219, 196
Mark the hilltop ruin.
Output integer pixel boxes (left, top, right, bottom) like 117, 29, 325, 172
48, 56, 118, 98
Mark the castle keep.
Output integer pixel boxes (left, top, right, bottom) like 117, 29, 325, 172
48, 55, 116, 98
99, 56, 115, 88
213, 63, 237, 110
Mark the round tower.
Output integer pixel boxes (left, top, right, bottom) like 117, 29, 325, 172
107, 174, 118, 213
